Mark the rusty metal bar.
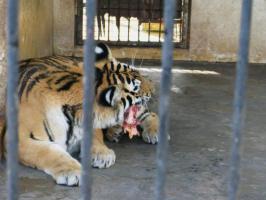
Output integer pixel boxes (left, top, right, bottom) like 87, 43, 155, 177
6, 0, 19, 199
97, 0, 101, 39
118, 0, 121, 41
75, 0, 84, 45
155, 0, 176, 200
137, 0, 140, 43
148, 1, 151, 42
81, 0, 96, 199
107, 0, 110, 41
180, 0, 191, 48
127, 0, 130, 42
158, 0, 162, 42
228, 0, 253, 200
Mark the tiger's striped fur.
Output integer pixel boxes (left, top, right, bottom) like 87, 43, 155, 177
0, 43, 159, 186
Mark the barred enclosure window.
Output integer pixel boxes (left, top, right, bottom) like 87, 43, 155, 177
75, 0, 191, 48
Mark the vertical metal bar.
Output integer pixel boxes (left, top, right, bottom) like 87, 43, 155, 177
97, 0, 101, 39
118, 0, 121, 41
107, 0, 110, 41
158, 0, 162, 42
137, 0, 140, 44
180, 0, 191, 48
228, 1, 253, 200
6, 0, 19, 200
155, 0, 176, 200
127, 0, 130, 42
75, 0, 83, 45
81, 0, 95, 199
148, 0, 151, 42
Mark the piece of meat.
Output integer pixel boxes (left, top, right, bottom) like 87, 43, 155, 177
123, 105, 141, 139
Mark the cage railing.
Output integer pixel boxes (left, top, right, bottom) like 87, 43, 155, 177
5, 0, 253, 200
6, 0, 19, 200
81, 0, 96, 199
155, 0, 176, 199
228, 0, 253, 200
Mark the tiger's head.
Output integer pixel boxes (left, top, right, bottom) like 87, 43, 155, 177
94, 43, 155, 103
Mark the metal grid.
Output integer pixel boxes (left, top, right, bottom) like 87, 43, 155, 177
5, 0, 253, 200
75, 0, 191, 48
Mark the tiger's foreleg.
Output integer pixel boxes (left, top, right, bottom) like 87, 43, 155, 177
90, 86, 143, 167
104, 125, 124, 143
19, 138, 81, 186
139, 111, 160, 144
138, 108, 171, 144
91, 128, 116, 168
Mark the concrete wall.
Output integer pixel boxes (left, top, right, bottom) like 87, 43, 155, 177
16, 0, 266, 62
19, 0, 53, 60
0, 0, 54, 113
56, 0, 266, 63
110, 0, 266, 63
188, 0, 266, 63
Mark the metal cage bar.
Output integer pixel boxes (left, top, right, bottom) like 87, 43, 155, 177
81, 0, 96, 199
180, 0, 191, 48
155, 0, 176, 200
6, 0, 19, 200
127, 0, 130, 42
107, 0, 111, 41
228, 0, 253, 200
75, 0, 84, 47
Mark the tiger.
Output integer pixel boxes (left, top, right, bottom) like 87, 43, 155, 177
0, 43, 159, 186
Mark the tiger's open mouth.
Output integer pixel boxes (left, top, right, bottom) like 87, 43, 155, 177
123, 105, 141, 139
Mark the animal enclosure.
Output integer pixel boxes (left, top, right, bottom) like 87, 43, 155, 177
0, 0, 266, 200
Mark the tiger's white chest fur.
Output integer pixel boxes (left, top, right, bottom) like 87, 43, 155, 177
46, 106, 83, 154
46, 107, 69, 148
67, 124, 83, 155
45, 102, 126, 156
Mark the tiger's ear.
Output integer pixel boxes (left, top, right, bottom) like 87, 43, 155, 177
95, 43, 112, 62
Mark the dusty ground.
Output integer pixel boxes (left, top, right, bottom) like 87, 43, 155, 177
0, 62, 266, 200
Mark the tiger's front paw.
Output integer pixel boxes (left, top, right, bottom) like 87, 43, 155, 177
142, 129, 171, 144
140, 112, 170, 144
139, 112, 159, 144
106, 131, 123, 143
53, 167, 81, 186
91, 145, 116, 168
142, 130, 159, 144
105, 125, 123, 143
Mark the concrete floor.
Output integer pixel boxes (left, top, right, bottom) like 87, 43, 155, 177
1, 62, 266, 200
